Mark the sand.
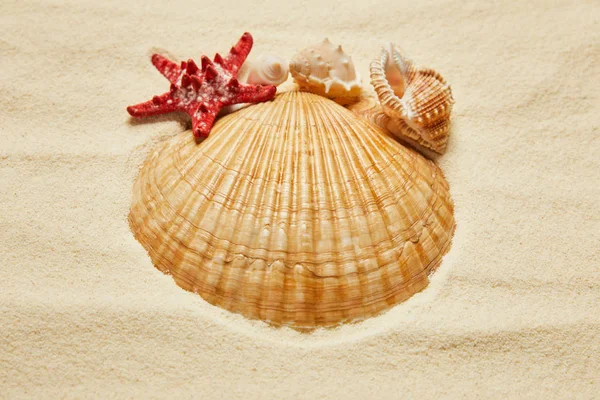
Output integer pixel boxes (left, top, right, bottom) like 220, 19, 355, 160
1, 0, 599, 398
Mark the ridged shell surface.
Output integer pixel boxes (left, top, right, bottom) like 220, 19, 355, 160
129, 91, 455, 328
370, 44, 454, 154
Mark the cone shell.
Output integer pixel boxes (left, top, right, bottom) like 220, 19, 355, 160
370, 44, 454, 154
289, 38, 362, 105
129, 91, 455, 329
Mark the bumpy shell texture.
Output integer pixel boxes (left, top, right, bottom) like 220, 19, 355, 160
289, 38, 361, 105
129, 91, 455, 329
370, 44, 454, 154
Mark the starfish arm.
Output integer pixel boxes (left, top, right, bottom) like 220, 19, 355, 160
190, 105, 220, 138
232, 83, 277, 104
128, 33, 275, 137
151, 54, 182, 84
127, 92, 179, 118
219, 32, 253, 74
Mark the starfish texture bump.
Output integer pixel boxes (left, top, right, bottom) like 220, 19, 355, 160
127, 32, 277, 138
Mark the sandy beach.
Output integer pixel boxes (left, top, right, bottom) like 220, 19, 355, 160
1, 0, 599, 398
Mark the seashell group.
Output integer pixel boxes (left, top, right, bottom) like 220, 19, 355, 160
245, 54, 289, 86
289, 38, 362, 105
129, 91, 455, 328
369, 44, 454, 154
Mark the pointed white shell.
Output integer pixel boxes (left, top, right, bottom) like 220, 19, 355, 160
129, 91, 455, 329
289, 38, 362, 105
246, 54, 289, 86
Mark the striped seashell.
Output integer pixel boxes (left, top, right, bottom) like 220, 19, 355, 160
129, 91, 455, 329
369, 44, 454, 154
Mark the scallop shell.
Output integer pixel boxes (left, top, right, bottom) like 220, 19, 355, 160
129, 91, 455, 328
369, 44, 454, 154
246, 54, 289, 86
289, 38, 362, 105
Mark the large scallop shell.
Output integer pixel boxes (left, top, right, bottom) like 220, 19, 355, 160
289, 38, 362, 105
129, 91, 455, 328
369, 44, 454, 154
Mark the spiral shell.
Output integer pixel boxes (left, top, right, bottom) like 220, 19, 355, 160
289, 38, 362, 105
369, 44, 454, 154
245, 54, 289, 86
129, 91, 455, 329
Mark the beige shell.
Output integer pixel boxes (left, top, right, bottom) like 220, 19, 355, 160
369, 44, 454, 154
246, 54, 289, 86
129, 91, 455, 329
289, 38, 362, 105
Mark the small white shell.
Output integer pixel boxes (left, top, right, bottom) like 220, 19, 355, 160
220, 55, 289, 116
246, 54, 289, 86
289, 38, 361, 105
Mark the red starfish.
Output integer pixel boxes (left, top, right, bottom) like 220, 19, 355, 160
127, 32, 277, 138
